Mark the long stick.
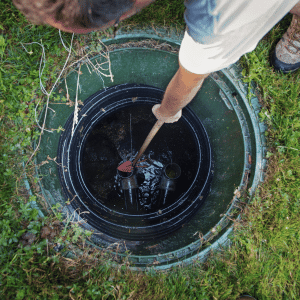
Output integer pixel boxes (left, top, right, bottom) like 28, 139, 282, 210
132, 119, 164, 167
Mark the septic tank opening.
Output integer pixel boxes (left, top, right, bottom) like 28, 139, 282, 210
34, 33, 266, 268
57, 84, 213, 241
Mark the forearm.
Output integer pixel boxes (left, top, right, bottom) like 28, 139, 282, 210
158, 63, 209, 118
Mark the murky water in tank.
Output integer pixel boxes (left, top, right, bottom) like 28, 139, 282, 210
81, 104, 199, 214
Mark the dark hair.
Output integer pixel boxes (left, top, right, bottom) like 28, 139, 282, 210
13, 0, 135, 29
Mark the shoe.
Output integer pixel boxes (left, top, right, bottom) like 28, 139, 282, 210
271, 14, 300, 73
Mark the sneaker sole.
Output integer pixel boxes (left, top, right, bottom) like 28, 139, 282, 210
271, 51, 300, 73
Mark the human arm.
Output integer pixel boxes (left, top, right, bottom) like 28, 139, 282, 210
152, 62, 209, 123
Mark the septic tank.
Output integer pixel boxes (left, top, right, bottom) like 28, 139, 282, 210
33, 28, 266, 270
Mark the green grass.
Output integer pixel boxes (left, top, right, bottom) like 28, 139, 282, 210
1, 0, 300, 299
125, 0, 185, 26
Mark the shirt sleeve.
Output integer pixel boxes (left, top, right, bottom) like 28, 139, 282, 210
179, 30, 233, 74
180, 0, 299, 74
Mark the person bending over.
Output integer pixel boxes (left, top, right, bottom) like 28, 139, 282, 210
13, 0, 300, 123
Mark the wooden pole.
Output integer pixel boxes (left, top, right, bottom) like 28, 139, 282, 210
132, 119, 164, 167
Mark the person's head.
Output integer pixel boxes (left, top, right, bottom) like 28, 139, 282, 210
13, 0, 154, 34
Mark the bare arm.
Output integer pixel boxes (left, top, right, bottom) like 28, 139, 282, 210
153, 62, 209, 122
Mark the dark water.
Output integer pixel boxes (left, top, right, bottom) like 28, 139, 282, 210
81, 104, 199, 214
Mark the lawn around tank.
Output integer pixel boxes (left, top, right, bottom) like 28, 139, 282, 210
1, 0, 299, 299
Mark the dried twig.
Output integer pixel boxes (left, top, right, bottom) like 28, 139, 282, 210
71, 65, 81, 136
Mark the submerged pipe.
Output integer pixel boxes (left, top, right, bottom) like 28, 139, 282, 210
158, 163, 181, 207
118, 168, 139, 212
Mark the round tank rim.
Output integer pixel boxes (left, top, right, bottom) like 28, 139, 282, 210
25, 27, 267, 270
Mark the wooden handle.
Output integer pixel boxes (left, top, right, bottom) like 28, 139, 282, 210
132, 119, 164, 167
